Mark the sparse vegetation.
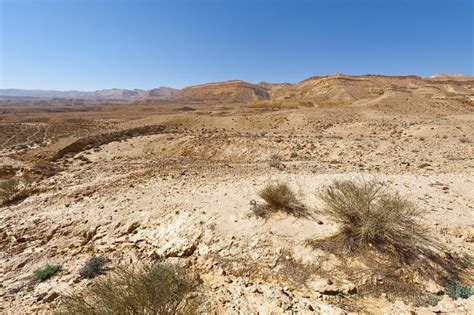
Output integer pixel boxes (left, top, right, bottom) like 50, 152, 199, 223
255, 182, 308, 218
275, 250, 324, 287
59, 263, 199, 314
423, 294, 439, 307
317, 179, 423, 255
0, 178, 21, 204
34, 264, 62, 282
447, 282, 472, 300
79, 256, 108, 279
76, 155, 91, 163
0, 176, 33, 206
309, 179, 473, 304
259, 182, 298, 210
269, 154, 284, 170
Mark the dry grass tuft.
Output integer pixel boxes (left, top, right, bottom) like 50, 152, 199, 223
309, 179, 473, 304
0, 177, 31, 206
58, 263, 200, 315
317, 179, 423, 257
255, 182, 308, 218
259, 182, 298, 210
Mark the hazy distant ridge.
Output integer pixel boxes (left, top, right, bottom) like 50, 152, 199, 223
0, 87, 179, 100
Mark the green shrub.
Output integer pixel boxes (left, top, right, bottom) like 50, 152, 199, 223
79, 256, 107, 279
423, 294, 439, 307
447, 282, 473, 300
59, 263, 199, 314
75, 154, 91, 163
34, 264, 62, 282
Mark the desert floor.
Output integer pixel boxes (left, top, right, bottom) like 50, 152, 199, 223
0, 100, 473, 313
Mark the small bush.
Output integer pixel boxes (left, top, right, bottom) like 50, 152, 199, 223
259, 182, 297, 210
255, 182, 308, 218
0, 176, 33, 206
59, 263, 199, 314
76, 155, 91, 163
310, 179, 473, 305
0, 178, 20, 204
269, 154, 284, 170
423, 294, 439, 307
34, 264, 62, 282
79, 256, 108, 279
447, 282, 472, 300
318, 179, 423, 254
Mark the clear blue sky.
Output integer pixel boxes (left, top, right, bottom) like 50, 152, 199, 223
1, 0, 472, 91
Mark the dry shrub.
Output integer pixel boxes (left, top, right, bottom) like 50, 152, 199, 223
275, 250, 330, 287
210, 249, 323, 289
269, 154, 284, 170
58, 263, 200, 315
318, 179, 423, 257
256, 182, 308, 218
79, 256, 108, 279
0, 177, 31, 206
309, 179, 472, 304
0, 178, 20, 202
260, 182, 298, 210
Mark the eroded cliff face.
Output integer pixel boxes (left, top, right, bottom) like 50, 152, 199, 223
177, 80, 270, 102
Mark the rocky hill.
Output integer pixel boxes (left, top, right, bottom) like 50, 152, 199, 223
178, 80, 269, 103
2, 74, 472, 105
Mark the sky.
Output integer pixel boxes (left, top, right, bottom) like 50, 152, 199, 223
0, 0, 472, 91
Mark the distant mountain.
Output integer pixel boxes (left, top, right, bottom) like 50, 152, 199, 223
0, 87, 179, 100
1, 74, 472, 103
0, 89, 92, 99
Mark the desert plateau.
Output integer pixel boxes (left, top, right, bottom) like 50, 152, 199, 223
0, 73, 473, 313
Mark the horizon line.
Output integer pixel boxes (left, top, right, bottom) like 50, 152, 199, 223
1, 72, 472, 92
